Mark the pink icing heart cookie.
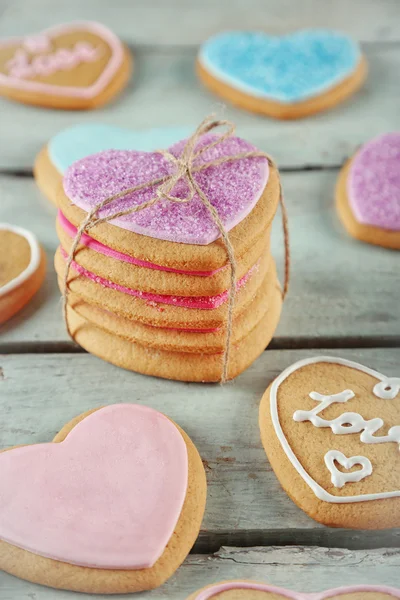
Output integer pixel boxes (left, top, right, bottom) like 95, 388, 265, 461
336, 132, 400, 249
259, 356, 400, 529
0, 223, 46, 325
188, 580, 400, 599
0, 404, 206, 593
0, 22, 132, 109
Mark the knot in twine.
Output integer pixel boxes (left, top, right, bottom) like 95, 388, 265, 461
63, 115, 290, 383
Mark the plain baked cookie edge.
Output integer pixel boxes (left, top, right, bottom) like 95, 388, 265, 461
335, 158, 400, 250
0, 407, 207, 594
259, 379, 400, 529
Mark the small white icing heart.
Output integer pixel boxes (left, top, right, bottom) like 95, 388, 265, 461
324, 450, 372, 488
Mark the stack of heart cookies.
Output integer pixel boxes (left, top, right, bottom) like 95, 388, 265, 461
54, 122, 287, 382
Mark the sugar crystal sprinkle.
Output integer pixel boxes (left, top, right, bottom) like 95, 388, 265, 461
63, 133, 269, 246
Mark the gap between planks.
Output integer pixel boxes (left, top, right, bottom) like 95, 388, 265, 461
193, 528, 400, 554
1, 338, 400, 354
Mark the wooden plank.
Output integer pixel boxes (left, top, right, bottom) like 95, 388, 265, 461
0, 348, 399, 550
1, 0, 400, 45
1, 546, 400, 600
1, 45, 400, 171
1, 170, 399, 346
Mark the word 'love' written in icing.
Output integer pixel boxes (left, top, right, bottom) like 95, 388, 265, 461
293, 389, 400, 445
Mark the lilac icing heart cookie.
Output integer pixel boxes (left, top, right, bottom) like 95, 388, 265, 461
63, 133, 269, 245
188, 581, 400, 599
197, 30, 367, 119
0, 404, 206, 593
336, 132, 400, 249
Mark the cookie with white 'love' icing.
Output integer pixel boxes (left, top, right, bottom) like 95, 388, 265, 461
197, 30, 367, 120
0, 22, 132, 109
0, 404, 206, 593
0, 224, 46, 325
188, 580, 400, 599
336, 133, 400, 249
259, 357, 400, 529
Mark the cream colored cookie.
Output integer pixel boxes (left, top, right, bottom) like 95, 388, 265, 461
56, 213, 272, 296
65, 280, 282, 382
259, 357, 400, 529
0, 22, 132, 109
63, 259, 277, 354
55, 246, 271, 329
0, 224, 46, 325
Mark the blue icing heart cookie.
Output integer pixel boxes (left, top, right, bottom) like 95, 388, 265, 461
199, 29, 361, 104
49, 124, 192, 173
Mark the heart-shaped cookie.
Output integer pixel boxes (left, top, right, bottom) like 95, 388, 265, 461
62, 133, 269, 245
0, 404, 206, 593
259, 356, 400, 529
34, 124, 192, 206
197, 30, 367, 119
336, 132, 400, 249
0, 21, 132, 109
0, 223, 46, 325
189, 581, 400, 599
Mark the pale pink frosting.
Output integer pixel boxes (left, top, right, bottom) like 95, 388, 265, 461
58, 210, 223, 276
194, 582, 400, 599
0, 21, 124, 98
60, 246, 258, 310
6, 42, 101, 79
0, 404, 188, 569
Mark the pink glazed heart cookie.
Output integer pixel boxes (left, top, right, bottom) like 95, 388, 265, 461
336, 133, 400, 249
0, 404, 206, 593
0, 22, 132, 109
259, 357, 400, 529
188, 580, 400, 599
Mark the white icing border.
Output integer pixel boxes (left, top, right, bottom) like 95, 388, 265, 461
0, 224, 41, 297
269, 356, 400, 503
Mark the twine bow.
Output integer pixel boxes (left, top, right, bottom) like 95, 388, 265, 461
63, 115, 290, 383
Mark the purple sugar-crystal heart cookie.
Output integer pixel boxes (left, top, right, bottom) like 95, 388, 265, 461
63, 133, 269, 245
348, 132, 400, 231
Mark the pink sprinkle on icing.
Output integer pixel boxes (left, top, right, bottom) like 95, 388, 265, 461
60, 247, 259, 310
63, 134, 269, 246
348, 132, 400, 231
58, 210, 223, 276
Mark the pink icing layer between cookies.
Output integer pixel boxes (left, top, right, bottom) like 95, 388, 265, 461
0, 21, 124, 98
63, 136, 269, 245
194, 582, 400, 599
58, 210, 223, 276
60, 246, 259, 310
347, 132, 400, 231
0, 404, 188, 569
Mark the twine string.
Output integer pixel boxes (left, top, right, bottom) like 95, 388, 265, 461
63, 116, 290, 382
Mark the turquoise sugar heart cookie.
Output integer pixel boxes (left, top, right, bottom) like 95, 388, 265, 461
34, 124, 192, 205
49, 123, 193, 173
198, 30, 366, 119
